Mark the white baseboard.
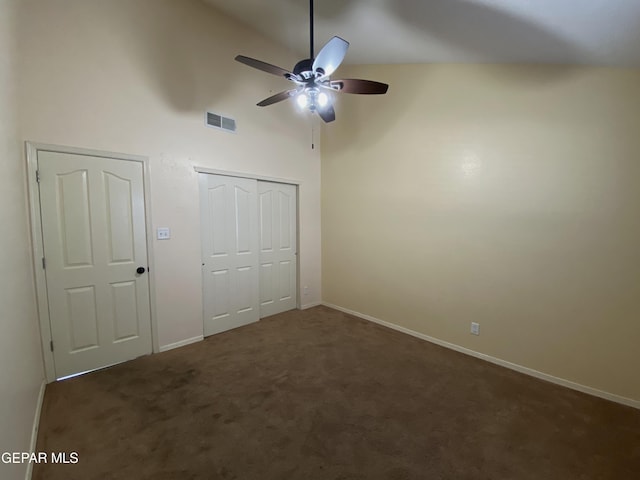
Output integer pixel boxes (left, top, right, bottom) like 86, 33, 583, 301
25, 380, 46, 480
323, 302, 640, 410
300, 301, 322, 310
159, 335, 203, 353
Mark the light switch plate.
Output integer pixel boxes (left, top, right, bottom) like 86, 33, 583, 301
157, 227, 170, 240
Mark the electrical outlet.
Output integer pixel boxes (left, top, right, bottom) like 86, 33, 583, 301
303, 286, 309, 296
470, 322, 480, 335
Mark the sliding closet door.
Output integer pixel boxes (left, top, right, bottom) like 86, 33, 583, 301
200, 174, 259, 336
258, 181, 298, 318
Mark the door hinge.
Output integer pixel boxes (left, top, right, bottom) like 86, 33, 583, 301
50, 340, 54, 352
42, 257, 46, 269
36, 170, 40, 183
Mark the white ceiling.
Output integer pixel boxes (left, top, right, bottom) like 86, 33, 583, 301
204, 0, 640, 67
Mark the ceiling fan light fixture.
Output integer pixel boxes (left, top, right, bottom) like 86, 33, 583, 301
297, 88, 331, 113
317, 92, 329, 108
296, 92, 309, 108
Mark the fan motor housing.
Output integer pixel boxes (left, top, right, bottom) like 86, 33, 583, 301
293, 58, 313, 77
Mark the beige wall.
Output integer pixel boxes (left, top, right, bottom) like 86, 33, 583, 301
16, 0, 322, 350
0, 0, 46, 479
322, 64, 640, 402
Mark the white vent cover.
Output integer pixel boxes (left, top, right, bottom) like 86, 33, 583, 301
206, 111, 237, 133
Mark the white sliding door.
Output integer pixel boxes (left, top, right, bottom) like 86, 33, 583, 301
258, 181, 298, 317
200, 174, 260, 336
200, 174, 298, 335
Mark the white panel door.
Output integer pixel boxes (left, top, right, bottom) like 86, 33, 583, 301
200, 174, 259, 336
258, 181, 297, 317
39, 151, 152, 379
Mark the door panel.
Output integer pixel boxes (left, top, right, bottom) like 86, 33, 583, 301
211, 269, 231, 320
200, 174, 259, 336
260, 192, 274, 251
111, 281, 140, 341
39, 151, 152, 379
260, 263, 274, 305
279, 191, 292, 249
279, 260, 293, 301
104, 173, 135, 263
258, 182, 297, 317
67, 286, 99, 351
209, 185, 227, 256
235, 186, 252, 253
58, 170, 93, 266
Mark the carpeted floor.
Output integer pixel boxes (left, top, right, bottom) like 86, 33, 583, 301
33, 306, 640, 479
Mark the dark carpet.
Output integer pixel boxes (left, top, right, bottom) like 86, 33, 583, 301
33, 306, 640, 479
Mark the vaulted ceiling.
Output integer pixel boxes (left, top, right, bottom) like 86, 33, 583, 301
204, 0, 640, 66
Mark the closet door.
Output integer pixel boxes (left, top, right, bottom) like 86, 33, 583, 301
200, 174, 259, 336
258, 181, 298, 317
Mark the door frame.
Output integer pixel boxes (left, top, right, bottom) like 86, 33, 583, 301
26, 142, 159, 382
194, 166, 302, 315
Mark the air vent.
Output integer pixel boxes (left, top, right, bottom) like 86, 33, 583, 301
206, 111, 237, 133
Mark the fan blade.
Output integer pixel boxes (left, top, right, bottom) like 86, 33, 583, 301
312, 37, 349, 79
235, 55, 299, 81
257, 90, 296, 107
330, 79, 389, 95
317, 105, 336, 123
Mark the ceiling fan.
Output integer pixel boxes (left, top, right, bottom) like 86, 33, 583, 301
234, 0, 389, 123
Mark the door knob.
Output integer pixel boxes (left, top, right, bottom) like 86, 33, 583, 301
136, 267, 146, 274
